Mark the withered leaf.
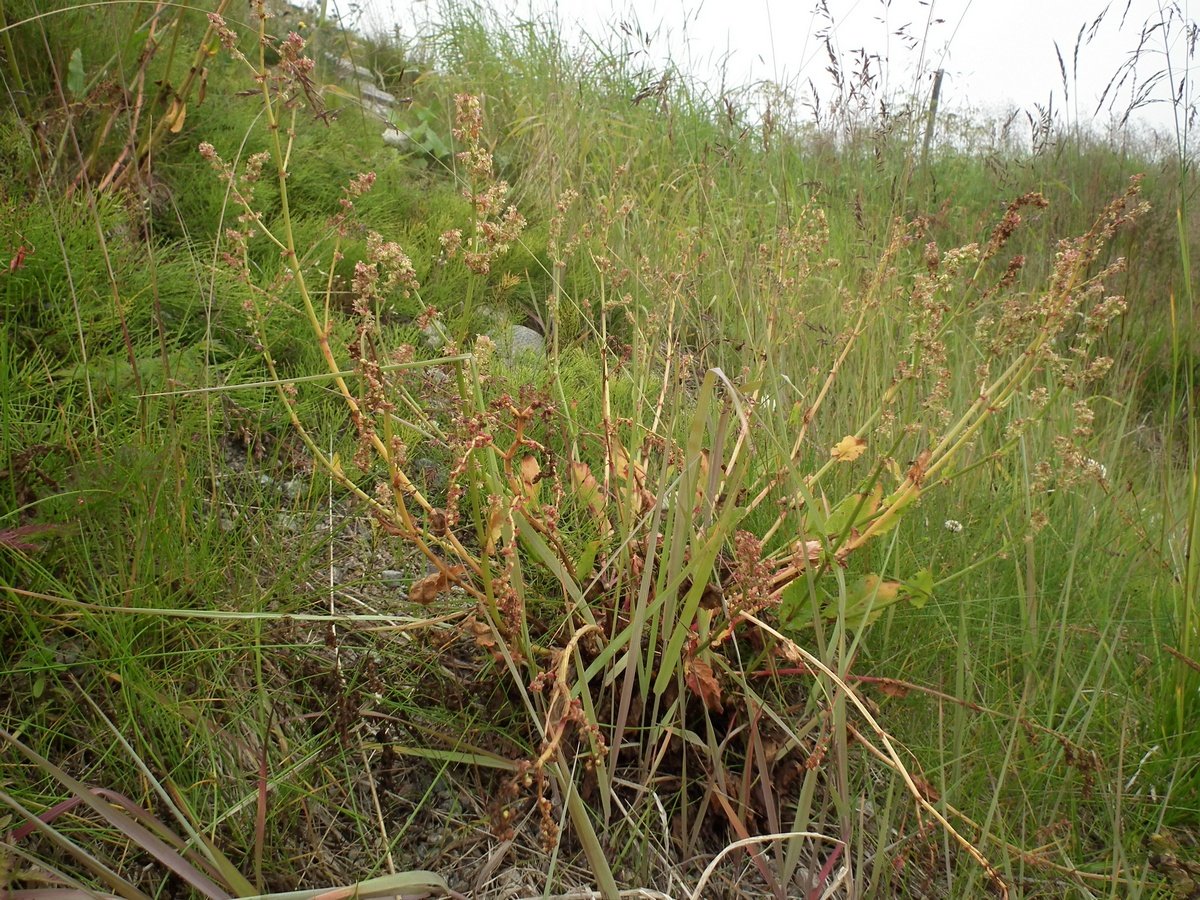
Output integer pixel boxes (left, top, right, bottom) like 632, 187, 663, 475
685, 656, 724, 713
907, 449, 933, 485
167, 97, 186, 133
911, 775, 940, 803
513, 453, 541, 503
407, 564, 466, 605
876, 679, 911, 699
794, 539, 823, 566
468, 615, 495, 648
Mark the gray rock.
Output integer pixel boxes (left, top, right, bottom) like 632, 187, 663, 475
502, 324, 545, 360
275, 513, 301, 532
421, 322, 444, 349
356, 80, 396, 107
483, 307, 545, 362
382, 126, 410, 148
329, 56, 373, 81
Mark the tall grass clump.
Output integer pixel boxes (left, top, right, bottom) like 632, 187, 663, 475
168, 4, 1172, 896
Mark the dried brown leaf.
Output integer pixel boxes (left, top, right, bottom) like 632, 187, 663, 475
408, 564, 466, 605
876, 679, 911, 699
907, 449, 933, 485
794, 539, 822, 566
685, 656, 724, 713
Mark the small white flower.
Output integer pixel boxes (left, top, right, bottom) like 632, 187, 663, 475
944, 519, 964, 533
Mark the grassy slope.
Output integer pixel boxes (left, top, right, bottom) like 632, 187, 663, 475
1, 1, 1196, 897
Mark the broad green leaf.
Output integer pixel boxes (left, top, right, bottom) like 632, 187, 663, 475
67, 48, 84, 98
816, 483, 883, 538
824, 574, 902, 631
575, 538, 601, 582
779, 579, 819, 629
901, 567, 935, 608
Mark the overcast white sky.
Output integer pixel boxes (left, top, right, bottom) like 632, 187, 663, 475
349, 0, 1195, 138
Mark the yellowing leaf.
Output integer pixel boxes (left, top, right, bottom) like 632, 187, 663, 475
614, 446, 655, 517
863, 482, 883, 518
167, 98, 187, 133
861, 573, 901, 604
484, 504, 504, 554
820, 572, 908, 630
831, 435, 867, 462
570, 461, 606, 517
884, 456, 903, 482
512, 453, 541, 504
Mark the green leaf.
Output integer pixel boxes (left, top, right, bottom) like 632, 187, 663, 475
779, 579, 819, 629
67, 47, 84, 98
824, 574, 902, 630
901, 567, 934, 608
811, 483, 883, 539
575, 538, 601, 582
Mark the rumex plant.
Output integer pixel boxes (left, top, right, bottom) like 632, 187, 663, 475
196, 9, 1147, 896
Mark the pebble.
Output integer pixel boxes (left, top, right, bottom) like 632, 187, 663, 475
275, 513, 301, 532
382, 127, 410, 149
487, 322, 545, 363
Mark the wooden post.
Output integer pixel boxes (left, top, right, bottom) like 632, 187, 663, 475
920, 69, 945, 175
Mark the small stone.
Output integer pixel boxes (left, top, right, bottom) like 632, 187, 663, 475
382, 127, 410, 148
329, 56, 373, 80
508, 324, 545, 358
356, 81, 395, 107
421, 323, 444, 349
380, 569, 406, 584
488, 323, 544, 362
275, 513, 301, 532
